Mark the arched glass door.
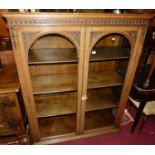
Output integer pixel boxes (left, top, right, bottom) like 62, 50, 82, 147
28, 34, 78, 137
85, 33, 131, 131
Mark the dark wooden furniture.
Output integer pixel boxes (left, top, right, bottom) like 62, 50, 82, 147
4, 12, 153, 144
130, 26, 155, 133
0, 64, 28, 144
0, 39, 30, 144
0, 13, 10, 39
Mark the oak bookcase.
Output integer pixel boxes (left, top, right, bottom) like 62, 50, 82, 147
4, 12, 153, 144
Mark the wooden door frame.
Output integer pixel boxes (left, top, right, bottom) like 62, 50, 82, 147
9, 26, 85, 141
81, 26, 148, 133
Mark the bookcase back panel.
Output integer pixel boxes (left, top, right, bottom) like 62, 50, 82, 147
29, 64, 78, 76
89, 61, 116, 72
95, 35, 121, 47
30, 34, 75, 49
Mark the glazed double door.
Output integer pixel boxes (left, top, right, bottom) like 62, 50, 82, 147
15, 26, 136, 141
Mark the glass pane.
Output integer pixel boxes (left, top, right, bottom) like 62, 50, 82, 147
29, 34, 77, 64
28, 34, 78, 137
85, 33, 131, 131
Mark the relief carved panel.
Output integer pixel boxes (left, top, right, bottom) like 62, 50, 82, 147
90, 30, 138, 50
8, 18, 149, 27
64, 31, 80, 47
90, 31, 106, 49
22, 31, 81, 57
22, 32, 40, 49
126, 31, 138, 44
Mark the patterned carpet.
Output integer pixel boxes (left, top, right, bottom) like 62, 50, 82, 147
121, 108, 134, 126
57, 104, 155, 145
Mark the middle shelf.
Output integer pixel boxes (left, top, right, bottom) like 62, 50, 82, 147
31, 71, 123, 95
28, 47, 130, 65
35, 88, 119, 118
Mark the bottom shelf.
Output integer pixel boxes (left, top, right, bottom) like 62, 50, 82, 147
38, 114, 76, 138
85, 109, 115, 131
38, 109, 115, 138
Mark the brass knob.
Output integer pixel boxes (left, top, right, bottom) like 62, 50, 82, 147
81, 95, 88, 102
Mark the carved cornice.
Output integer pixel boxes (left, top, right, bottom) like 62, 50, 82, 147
7, 18, 149, 27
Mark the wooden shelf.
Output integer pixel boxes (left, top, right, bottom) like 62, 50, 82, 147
35, 92, 77, 118
38, 114, 76, 137
38, 109, 115, 138
86, 88, 118, 111
0, 65, 19, 93
28, 48, 77, 64
85, 109, 115, 131
31, 73, 77, 95
28, 47, 130, 65
90, 47, 130, 62
32, 71, 123, 95
35, 88, 118, 118
88, 71, 123, 89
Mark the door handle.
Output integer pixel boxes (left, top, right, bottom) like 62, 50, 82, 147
81, 95, 88, 103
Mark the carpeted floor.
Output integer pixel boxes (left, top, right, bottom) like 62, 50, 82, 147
58, 104, 155, 145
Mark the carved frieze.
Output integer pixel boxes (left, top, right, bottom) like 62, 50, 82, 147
8, 18, 149, 27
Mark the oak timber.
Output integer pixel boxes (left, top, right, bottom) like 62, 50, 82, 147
4, 12, 153, 143
28, 47, 130, 65
35, 88, 118, 118
38, 109, 115, 137
31, 71, 123, 95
